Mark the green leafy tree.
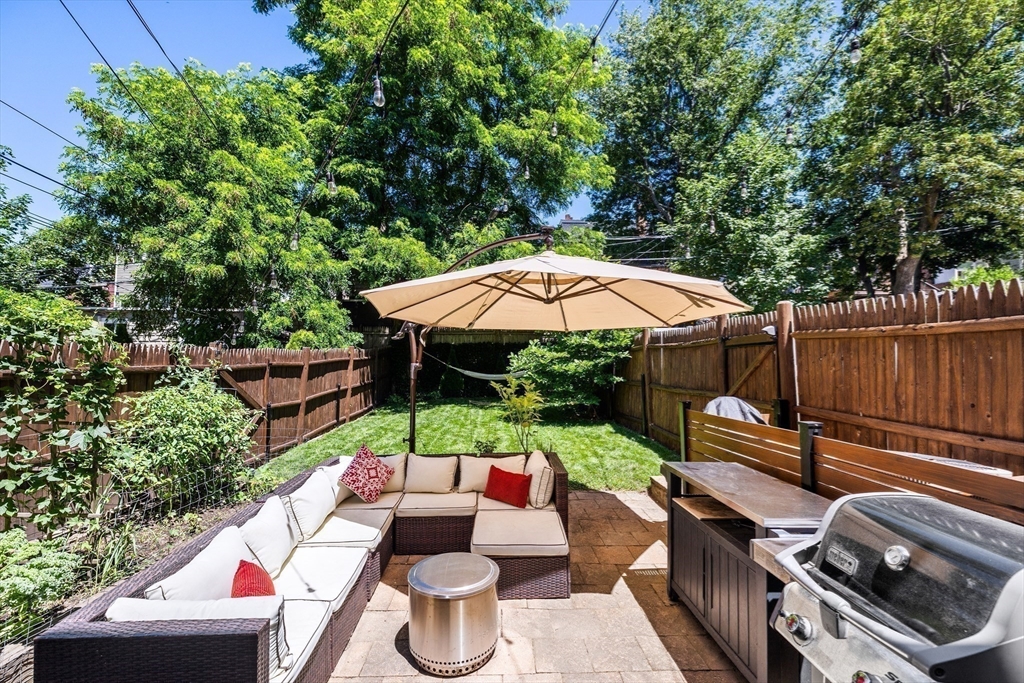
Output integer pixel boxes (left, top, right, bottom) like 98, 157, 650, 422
60, 64, 357, 347
508, 329, 635, 410
803, 0, 1024, 294
950, 264, 1022, 288
0, 288, 125, 532
590, 0, 829, 309
256, 0, 613, 260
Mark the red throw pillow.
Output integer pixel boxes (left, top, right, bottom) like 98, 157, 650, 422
339, 444, 395, 503
232, 559, 275, 598
483, 465, 533, 508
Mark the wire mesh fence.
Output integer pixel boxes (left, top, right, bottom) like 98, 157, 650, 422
0, 466, 276, 683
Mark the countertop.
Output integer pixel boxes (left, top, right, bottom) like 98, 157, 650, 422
661, 461, 832, 528
749, 538, 803, 582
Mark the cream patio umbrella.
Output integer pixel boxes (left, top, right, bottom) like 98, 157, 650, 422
361, 250, 751, 330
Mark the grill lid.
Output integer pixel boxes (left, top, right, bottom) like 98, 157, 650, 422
806, 495, 1024, 646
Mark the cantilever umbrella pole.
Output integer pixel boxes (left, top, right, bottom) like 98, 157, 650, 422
395, 228, 554, 453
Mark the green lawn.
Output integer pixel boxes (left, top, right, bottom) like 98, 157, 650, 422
260, 399, 677, 491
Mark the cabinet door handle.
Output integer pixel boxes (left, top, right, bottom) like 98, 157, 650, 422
708, 550, 714, 611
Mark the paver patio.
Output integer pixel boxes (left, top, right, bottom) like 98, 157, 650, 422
330, 490, 743, 683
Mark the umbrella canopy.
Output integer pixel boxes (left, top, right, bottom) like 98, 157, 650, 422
361, 251, 751, 331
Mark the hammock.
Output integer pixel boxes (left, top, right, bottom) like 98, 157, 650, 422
422, 350, 527, 382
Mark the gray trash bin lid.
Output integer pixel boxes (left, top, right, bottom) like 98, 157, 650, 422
408, 552, 499, 600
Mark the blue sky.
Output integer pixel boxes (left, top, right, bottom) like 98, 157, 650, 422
0, 0, 646, 227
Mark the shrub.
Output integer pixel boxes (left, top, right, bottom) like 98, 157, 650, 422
0, 288, 125, 532
490, 377, 543, 452
0, 528, 82, 642
950, 264, 1021, 288
507, 330, 636, 410
112, 362, 257, 507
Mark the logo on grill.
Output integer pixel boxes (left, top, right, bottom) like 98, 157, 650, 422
825, 545, 858, 576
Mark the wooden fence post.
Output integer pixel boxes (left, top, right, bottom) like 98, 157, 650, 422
776, 301, 798, 429
343, 350, 356, 423
716, 314, 729, 394
335, 384, 342, 426
296, 347, 311, 445
641, 329, 652, 436
265, 403, 273, 463
799, 421, 823, 491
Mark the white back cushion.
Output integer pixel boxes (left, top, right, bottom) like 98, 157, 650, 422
525, 450, 555, 508
283, 469, 337, 541
144, 526, 254, 601
457, 454, 527, 493
404, 454, 458, 493
106, 595, 293, 673
240, 496, 297, 578
380, 454, 407, 492
319, 457, 354, 504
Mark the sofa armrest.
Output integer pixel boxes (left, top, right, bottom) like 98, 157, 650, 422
34, 618, 270, 683
546, 452, 570, 531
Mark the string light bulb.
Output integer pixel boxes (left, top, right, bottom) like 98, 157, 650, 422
498, 198, 509, 213
269, 267, 279, 290
326, 170, 337, 195
372, 74, 385, 108
786, 125, 795, 146
849, 38, 862, 65
290, 231, 299, 251
592, 53, 599, 74
740, 179, 748, 199
523, 163, 530, 180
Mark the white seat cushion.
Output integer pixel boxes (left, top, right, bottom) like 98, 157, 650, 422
380, 454, 407, 492
395, 492, 477, 517
283, 470, 338, 541
145, 526, 255, 601
273, 546, 367, 611
457, 454, 526, 493
241, 496, 299, 578
270, 599, 332, 683
471, 510, 569, 557
336, 490, 403, 511
107, 595, 293, 674
477, 493, 555, 512
299, 508, 393, 549
404, 454, 458, 493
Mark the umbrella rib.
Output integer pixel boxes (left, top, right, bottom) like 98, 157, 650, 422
491, 274, 550, 303
468, 271, 530, 328
586, 277, 673, 326
427, 285, 500, 327
643, 279, 748, 309
380, 275, 493, 318
551, 274, 569, 331
555, 278, 628, 301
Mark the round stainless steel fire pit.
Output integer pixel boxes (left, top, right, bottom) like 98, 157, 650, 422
407, 552, 500, 677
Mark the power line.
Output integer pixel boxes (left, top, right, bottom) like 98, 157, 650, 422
0, 154, 86, 195
0, 99, 102, 162
59, 0, 159, 129
125, 0, 217, 130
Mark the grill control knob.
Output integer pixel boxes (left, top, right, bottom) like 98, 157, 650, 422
852, 671, 884, 683
884, 545, 911, 571
783, 613, 813, 642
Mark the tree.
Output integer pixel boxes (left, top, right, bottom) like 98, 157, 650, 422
589, 0, 830, 309
803, 0, 1024, 294
255, 0, 613, 254
0, 149, 34, 292
61, 64, 358, 347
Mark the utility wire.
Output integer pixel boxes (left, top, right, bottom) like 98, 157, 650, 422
1, 172, 61, 198
125, 0, 217, 130
0, 156, 85, 195
0, 99, 102, 162
60, 0, 159, 129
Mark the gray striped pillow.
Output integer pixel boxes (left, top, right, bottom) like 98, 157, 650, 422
525, 450, 555, 508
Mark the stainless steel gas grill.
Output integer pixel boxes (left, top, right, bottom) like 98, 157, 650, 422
773, 493, 1024, 683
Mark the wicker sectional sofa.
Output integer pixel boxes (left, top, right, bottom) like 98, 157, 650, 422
34, 451, 568, 683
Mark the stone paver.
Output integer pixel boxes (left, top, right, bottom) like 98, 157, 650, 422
331, 490, 740, 683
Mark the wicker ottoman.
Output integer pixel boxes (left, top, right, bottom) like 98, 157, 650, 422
470, 509, 571, 599
407, 553, 500, 677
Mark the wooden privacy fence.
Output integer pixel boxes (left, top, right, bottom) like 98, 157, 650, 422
614, 279, 1024, 475
0, 342, 385, 464
679, 406, 1024, 525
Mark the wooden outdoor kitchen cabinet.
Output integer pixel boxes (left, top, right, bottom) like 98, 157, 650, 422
662, 461, 832, 683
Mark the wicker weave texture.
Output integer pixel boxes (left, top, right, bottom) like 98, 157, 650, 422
395, 515, 475, 555
492, 556, 571, 600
